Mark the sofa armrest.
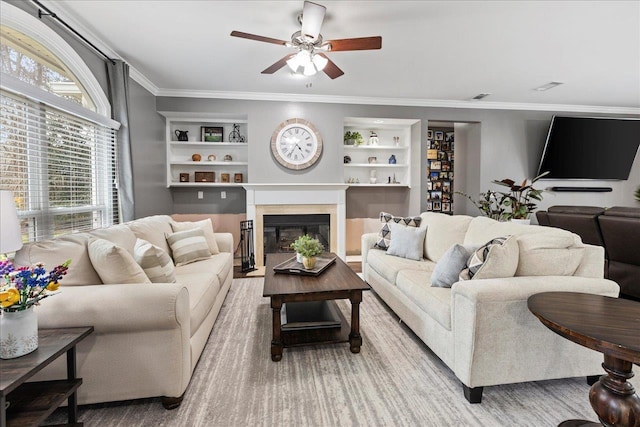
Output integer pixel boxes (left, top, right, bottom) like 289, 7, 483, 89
451, 276, 619, 387
35, 283, 190, 334
215, 232, 234, 254
361, 232, 379, 278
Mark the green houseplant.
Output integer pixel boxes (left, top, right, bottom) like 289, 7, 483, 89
635, 185, 640, 202
291, 234, 324, 269
344, 131, 363, 146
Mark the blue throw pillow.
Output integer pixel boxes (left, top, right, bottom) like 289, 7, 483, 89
385, 222, 427, 261
430, 244, 478, 288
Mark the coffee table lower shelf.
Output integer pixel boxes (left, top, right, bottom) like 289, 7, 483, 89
281, 302, 349, 348
7, 379, 82, 427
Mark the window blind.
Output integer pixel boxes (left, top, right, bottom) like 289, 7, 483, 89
0, 88, 118, 242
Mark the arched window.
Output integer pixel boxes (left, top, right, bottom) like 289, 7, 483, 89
0, 3, 119, 242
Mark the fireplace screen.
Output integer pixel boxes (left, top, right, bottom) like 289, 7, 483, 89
263, 214, 330, 259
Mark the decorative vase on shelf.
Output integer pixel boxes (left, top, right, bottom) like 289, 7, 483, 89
302, 256, 317, 269
369, 131, 379, 145
174, 130, 188, 141
388, 154, 397, 164
370, 169, 377, 184
0, 307, 38, 359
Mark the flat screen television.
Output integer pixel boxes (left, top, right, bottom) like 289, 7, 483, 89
537, 116, 640, 180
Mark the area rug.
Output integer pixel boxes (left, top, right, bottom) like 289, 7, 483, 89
47, 278, 626, 426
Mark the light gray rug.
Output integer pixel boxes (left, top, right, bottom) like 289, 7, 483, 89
48, 278, 632, 426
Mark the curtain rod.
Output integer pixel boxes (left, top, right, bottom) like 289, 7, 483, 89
30, 0, 117, 65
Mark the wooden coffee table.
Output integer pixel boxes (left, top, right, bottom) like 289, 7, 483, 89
528, 292, 640, 427
263, 253, 370, 361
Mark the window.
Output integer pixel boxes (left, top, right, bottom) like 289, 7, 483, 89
0, 14, 119, 242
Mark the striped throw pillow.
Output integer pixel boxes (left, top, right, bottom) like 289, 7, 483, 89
134, 239, 176, 283
459, 236, 519, 281
166, 228, 212, 266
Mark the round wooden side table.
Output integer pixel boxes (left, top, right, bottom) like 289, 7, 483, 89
528, 292, 640, 427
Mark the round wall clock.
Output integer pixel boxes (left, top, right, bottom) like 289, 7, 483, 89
270, 118, 323, 170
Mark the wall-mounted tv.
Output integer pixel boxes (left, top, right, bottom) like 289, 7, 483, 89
537, 116, 640, 180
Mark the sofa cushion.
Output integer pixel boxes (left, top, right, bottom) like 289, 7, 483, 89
463, 216, 539, 246
166, 228, 212, 267
127, 215, 174, 256
175, 258, 223, 334
88, 237, 150, 284
171, 219, 220, 255
515, 233, 584, 276
175, 252, 232, 290
386, 222, 427, 261
396, 270, 452, 330
367, 248, 435, 285
133, 239, 176, 283
90, 224, 137, 255
14, 233, 101, 286
374, 212, 422, 250
420, 212, 472, 262
461, 236, 519, 280
431, 244, 478, 288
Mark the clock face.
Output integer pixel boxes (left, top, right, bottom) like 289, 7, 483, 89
271, 118, 323, 170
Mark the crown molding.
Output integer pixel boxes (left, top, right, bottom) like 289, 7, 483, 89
129, 68, 159, 95
155, 88, 640, 115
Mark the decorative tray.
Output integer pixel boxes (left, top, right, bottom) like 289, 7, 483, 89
273, 256, 337, 276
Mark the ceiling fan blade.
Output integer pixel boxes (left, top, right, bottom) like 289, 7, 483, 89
261, 54, 296, 74
324, 36, 382, 52
301, 1, 326, 41
317, 53, 344, 79
230, 30, 288, 46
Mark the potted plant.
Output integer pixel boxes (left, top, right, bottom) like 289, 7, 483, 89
344, 131, 363, 146
492, 172, 548, 222
457, 172, 548, 223
291, 235, 324, 269
290, 234, 311, 263
635, 185, 640, 202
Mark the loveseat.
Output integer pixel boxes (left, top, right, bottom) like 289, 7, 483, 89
361, 213, 619, 403
14, 215, 233, 408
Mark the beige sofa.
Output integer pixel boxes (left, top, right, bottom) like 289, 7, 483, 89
14, 215, 233, 408
361, 213, 619, 403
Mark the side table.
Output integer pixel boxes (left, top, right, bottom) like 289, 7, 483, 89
0, 326, 94, 427
528, 292, 640, 427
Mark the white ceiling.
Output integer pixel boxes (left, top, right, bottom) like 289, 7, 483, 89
45, 0, 640, 112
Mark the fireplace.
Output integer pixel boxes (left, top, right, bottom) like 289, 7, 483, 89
263, 214, 330, 258
243, 184, 348, 266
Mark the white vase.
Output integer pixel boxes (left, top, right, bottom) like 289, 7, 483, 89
0, 307, 38, 359
510, 218, 531, 225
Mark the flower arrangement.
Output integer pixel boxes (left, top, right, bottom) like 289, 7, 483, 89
0, 257, 70, 313
291, 235, 324, 258
344, 131, 363, 146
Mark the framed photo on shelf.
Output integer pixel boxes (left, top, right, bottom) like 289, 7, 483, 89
234, 173, 243, 183
179, 173, 189, 182
195, 171, 215, 182
427, 130, 434, 140
435, 131, 444, 141
221, 173, 230, 183
201, 126, 224, 142
445, 132, 454, 143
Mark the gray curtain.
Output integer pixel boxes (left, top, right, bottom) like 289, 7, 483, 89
107, 60, 135, 222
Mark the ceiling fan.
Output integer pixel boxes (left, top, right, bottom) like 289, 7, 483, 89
230, 1, 382, 79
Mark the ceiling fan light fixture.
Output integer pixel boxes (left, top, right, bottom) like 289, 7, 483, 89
303, 61, 317, 76
286, 50, 308, 72
311, 53, 328, 71
300, 1, 326, 41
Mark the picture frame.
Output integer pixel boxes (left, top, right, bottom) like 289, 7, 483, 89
430, 160, 441, 170
430, 191, 442, 200
442, 162, 451, 171
430, 172, 440, 181
427, 130, 434, 140
442, 141, 451, 151
442, 202, 451, 212
427, 149, 438, 159
442, 181, 451, 193
426, 201, 433, 211
433, 201, 442, 211
221, 173, 230, 183
432, 141, 441, 150
194, 171, 215, 182
433, 181, 443, 191
437, 151, 447, 161
179, 173, 189, 182
435, 131, 444, 141
445, 132, 455, 143
234, 173, 243, 183
201, 126, 224, 142
439, 171, 449, 179
426, 181, 433, 191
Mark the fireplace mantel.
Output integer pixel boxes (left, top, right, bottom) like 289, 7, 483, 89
243, 184, 348, 266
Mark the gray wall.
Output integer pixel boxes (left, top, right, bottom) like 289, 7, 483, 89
157, 96, 640, 218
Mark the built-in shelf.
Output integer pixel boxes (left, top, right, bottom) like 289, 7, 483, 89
169, 142, 249, 148
343, 145, 409, 151
171, 161, 248, 166
347, 184, 409, 188
344, 163, 409, 168
168, 182, 245, 188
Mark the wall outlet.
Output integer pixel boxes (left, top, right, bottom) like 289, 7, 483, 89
197, 191, 203, 200
221, 191, 226, 199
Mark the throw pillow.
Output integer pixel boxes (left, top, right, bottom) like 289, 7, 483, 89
459, 236, 519, 281
171, 219, 220, 255
430, 244, 479, 288
166, 228, 212, 266
133, 239, 176, 283
87, 237, 151, 284
374, 211, 422, 250
386, 222, 427, 261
